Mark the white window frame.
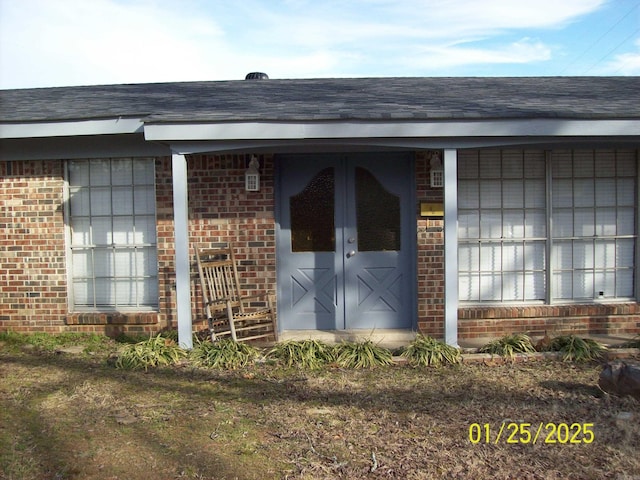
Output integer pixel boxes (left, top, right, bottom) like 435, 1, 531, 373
64, 158, 159, 311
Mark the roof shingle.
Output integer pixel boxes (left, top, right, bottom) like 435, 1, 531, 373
1, 77, 639, 123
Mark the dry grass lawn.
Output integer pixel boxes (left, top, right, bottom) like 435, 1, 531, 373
1, 339, 639, 480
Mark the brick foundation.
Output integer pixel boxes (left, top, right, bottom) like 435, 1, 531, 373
458, 304, 640, 338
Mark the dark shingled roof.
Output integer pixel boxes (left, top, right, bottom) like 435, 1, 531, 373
1, 76, 639, 123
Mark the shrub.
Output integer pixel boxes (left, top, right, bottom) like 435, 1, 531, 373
544, 335, 606, 362
402, 335, 461, 367
334, 340, 393, 368
478, 334, 536, 358
115, 334, 187, 370
190, 338, 260, 369
267, 339, 336, 369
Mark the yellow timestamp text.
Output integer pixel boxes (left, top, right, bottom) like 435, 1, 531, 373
468, 422, 595, 445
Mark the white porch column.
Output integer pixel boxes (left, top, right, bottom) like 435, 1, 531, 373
172, 153, 193, 349
443, 149, 459, 347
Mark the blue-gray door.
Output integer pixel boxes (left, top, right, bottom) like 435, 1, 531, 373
276, 153, 415, 331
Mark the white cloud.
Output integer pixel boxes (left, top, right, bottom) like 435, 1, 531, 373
0, 0, 609, 88
0, 0, 230, 88
219, 0, 602, 78
263, 0, 605, 42
602, 38, 640, 75
405, 38, 552, 71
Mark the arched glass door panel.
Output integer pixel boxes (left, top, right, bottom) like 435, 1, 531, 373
355, 167, 401, 252
290, 167, 335, 252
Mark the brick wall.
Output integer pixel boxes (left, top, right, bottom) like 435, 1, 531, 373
2, 152, 639, 341
0, 158, 171, 337
0, 154, 276, 337
186, 154, 277, 331
415, 151, 445, 337
458, 304, 640, 338
0, 160, 68, 332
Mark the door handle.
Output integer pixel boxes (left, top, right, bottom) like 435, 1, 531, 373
347, 250, 356, 258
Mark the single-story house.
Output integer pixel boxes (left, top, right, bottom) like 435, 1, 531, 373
1, 75, 639, 348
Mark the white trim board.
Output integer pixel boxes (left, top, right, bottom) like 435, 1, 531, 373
145, 119, 640, 142
0, 118, 145, 139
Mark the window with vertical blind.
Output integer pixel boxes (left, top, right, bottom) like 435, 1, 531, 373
458, 149, 637, 304
66, 159, 159, 310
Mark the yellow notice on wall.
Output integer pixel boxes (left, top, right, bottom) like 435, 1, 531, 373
420, 203, 444, 217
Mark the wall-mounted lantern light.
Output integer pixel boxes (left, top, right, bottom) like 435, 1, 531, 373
430, 151, 443, 188
245, 155, 260, 192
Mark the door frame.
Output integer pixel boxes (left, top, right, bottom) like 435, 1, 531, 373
274, 151, 417, 332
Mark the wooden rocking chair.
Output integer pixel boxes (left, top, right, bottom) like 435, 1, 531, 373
196, 244, 277, 343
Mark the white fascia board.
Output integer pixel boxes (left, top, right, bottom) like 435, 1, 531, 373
0, 118, 145, 139
145, 119, 640, 142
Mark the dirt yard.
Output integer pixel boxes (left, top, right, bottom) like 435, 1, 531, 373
1, 340, 639, 480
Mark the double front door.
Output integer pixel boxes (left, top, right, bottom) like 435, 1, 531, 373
276, 153, 415, 331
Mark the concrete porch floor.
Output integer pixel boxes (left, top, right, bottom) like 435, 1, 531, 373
279, 330, 638, 351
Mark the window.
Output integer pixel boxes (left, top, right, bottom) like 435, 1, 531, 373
459, 150, 546, 302
551, 150, 636, 300
66, 159, 158, 310
458, 149, 637, 304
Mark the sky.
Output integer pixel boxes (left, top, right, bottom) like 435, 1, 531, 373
0, 0, 639, 90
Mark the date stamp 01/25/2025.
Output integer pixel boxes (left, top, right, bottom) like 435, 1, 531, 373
468, 422, 595, 445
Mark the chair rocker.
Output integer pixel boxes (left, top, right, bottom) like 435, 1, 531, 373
196, 244, 277, 343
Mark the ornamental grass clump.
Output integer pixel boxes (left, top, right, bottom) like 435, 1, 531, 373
544, 335, 606, 362
478, 333, 536, 358
115, 334, 187, 370
190, 338, 260, 369
402, 334, 461, 367
334, 340, 393, 368
267, 339, 336, 369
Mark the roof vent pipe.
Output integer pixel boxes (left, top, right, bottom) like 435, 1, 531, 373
245, 72, 269, 80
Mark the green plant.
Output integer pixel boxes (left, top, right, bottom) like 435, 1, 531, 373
190, 338, 260, 369
334, 340, 393, 368
478, 333, 536, 358
267, 339, 336, 369
402, 335, 461, 367
544, 335, 606, 362
115, 334, 187, 370
160, 329, 180, 342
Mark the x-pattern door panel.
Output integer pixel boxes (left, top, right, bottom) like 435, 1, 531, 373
277, 153, 414, 331
357, 267, 402, 312
291, 267, 337, 313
